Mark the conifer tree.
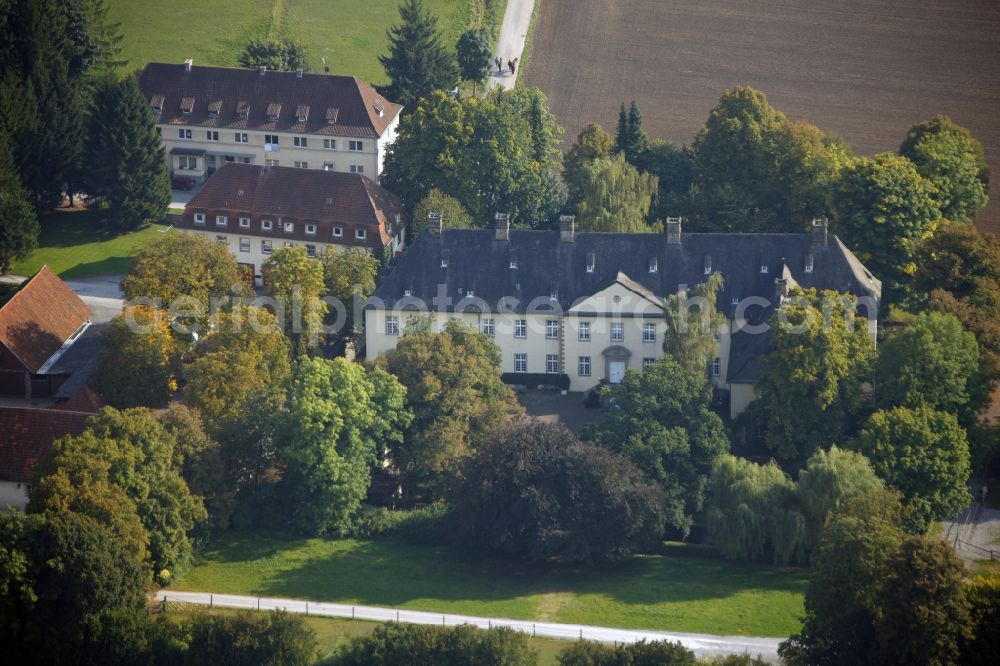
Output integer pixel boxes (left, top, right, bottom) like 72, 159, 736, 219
0, 137, 39, 273
378, 0, 459, 110
84, 74, 170, 230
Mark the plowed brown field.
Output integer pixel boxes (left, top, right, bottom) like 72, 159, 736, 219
523, 0, 1000, 235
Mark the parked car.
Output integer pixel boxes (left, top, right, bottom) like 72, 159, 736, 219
171, 175, 196, 190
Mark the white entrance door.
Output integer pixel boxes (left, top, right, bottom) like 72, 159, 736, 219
609, 361, 626, 384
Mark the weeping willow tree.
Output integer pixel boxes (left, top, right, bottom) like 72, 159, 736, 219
704, 454, 806, 565
796, 445, 883, 550
662, 272, 725, 379
574, 153, 658, 232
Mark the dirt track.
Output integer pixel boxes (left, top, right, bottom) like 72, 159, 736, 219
523, 0, 1000, 235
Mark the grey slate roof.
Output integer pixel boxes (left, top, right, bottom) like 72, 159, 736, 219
49, 323, 107, 400
372, 229, 881, 313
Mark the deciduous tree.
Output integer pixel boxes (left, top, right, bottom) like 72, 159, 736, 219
831, 152, 941, 302
662, 272, 725, 377
574, 153, 658, 232
328, 622, 534, 666
412, 188, 473, 235
454, 419, 668, 563
755, 289, 875, 468
704, 455, 805, 566
263, 246, 329, 350
874, 311, 981, 419
852, 406, 971, 532
239, 38, 308, 72
456, 28, 492, 95
899, 115, 989, 223
584, 357, 728, 536
563, 123, 615, 205
324, 248, 380, 342
92, 306, 178, 408
377, 320, 521, 495
796, 446, 883, 551
280, 357, 411, 534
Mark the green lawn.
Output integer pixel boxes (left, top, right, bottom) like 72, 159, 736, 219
175, 531, 808, 637
12, 208, 174, 279
109, 0, 493, 85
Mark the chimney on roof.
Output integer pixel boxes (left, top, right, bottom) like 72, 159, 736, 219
427, 212, 442, 238
775, 276, 790, 302
259, 66, 267, 76
184, 59, 193, 72
812, 218, 828, 248
666, 217, 682, 245
495, 212, 510, 241
559, 214, 575, 242
296, 68, 303, 78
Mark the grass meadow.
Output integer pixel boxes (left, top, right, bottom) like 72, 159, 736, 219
174, 530, 808, 637
12, 208, 173, 279
109, 0, 498, 85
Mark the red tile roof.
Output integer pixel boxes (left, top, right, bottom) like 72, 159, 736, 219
0, 266, 91, 373
138, 62, 401, 139
56, 386, 107, 414
0, 406, 92, 483
183, 163, 407, 248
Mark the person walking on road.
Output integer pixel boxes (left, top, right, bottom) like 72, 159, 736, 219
495, 56, 502, 73
508, 59, 515, 75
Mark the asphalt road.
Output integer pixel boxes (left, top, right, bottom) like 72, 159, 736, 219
523, 0, 1000, 236
487, 0, 535, 91
156, 590, 781, 660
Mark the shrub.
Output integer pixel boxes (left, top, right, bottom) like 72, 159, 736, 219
557, 639, 697, 665
183, 610, 318, 666
322, 622, 536, 666
501, 372, 571, 391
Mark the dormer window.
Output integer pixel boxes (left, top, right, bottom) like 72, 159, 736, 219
550, 291, 558, 300
236, 101, 250, 119
207, 100, 221, 117
586, 251, 596, 273
150, 94, 164, 113
266, 102, 281, 121
704, 255, 712, 275
296, 104, 310, 123
355, 228, 367, 240
305, 224, 316, 235
404, 289, 412, 297
333, 226, 343, 238
466, 290, 474, 298
509, 256, 518, 269
441, 249, 450, 268
760, 264, 769, 274
326, 107, 339, 124
180, 97, 195, 114
262, 219, 272, 230
374, 99, 385, 117
284, 221, 294, 233
731, 296, 739, 306
649, 257, 658, 273
805, 253, 815, 273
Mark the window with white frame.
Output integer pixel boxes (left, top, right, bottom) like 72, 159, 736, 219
239, 217, 250, 228
305, 244, 316, 257
332, 226, 343, 238
261, 240, 272, 254
349, 140, 363, 152
643, 322, 656, 343
294, 161, 308, 169
578, 321, 590, 341
323, 162, 336, 171
514, 353, 527, 373
284, 241, 294, 248
262, 219, 273, 230
215, 215, 227, 226
710, 357, 721, 376
611, 322, 624, 342
546, 319, 558, 339
178, 128, 191, 139
760, 264, 768, 274
481, 318, 495, 337
193, 213, 205, 225
266, 159, 279, 167
206, 130, 219, 141
235, 132, 248, 143
355, 228, 366, 240
239, 238, 250, 253
546, 354, 559, 374
264, 134, 279, 145
578, 356, 591, 377
305, 224, 316, 235
293, 136, 307, 147
514, 319, 527, 338
323, 139, 336, 150
386, 316, 399, 336
177, 155, 197, 170
643, 358, 656, 371
350, 164, 364, 174
284, 221, 294, 233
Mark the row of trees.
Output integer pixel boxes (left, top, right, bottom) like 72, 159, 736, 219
564, 88, 989, 303
0, 0, 170, 273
